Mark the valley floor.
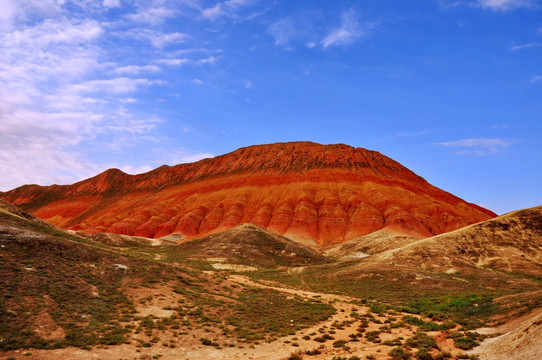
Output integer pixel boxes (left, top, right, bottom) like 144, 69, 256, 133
3, 271, 531, 360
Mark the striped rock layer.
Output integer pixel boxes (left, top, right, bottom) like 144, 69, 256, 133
1, 142, 495, 247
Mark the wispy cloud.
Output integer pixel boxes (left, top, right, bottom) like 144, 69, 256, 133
268, 8, 371, 50
243, 80, 253, 89
438, 138, 511, 155
68, 78, 162, 94
201, 0, 254, 20
384, 129, 434, 140
103, 0, 121, 9
122, 29, 190, 49
112, 64, 161, 75
476, 0, 533, 10
268, 17, 299, 46
159, 58, 191, 66
151, 148, 215, 165
159, 56, 218, 66
530, 75, 542, 82
0, 0, 173, 190
322, 9, 367, 48
125, 7, 177, 25
510, 42, 541, 51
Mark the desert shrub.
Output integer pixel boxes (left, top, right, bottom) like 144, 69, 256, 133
457, 355, 480, 360
405, 332, 438, 350
389, 346, 411, 359
435, 351, 452, 360
383, 338, 402, 346
453, 336, 478, 350
365, 331, 381, 343
305, 348, 321, 355
287, 352, 303, 360
333, 340, 348, 348
415, 347, 433, 360
403, 316, 446, 331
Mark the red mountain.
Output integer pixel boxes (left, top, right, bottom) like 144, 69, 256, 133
0, 142, 495, 247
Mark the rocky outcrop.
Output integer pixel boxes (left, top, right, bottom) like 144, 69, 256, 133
0, 142, 495, 246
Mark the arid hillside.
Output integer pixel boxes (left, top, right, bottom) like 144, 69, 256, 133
0, 142, 495, 247
369, 205, 542, 276
176, 223, 329, 267
1, 199, 541, 360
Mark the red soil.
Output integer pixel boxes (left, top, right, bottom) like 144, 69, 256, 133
1, 142, 495, 246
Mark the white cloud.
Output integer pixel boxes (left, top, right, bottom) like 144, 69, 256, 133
531, 75, 542, 82
125, 7, 177, 24
117, 164, 154, 175
68, 77, 160, 94
160, 56, 219, 66
492, 123, 511, 129
477, 0, 532, 10
159, 58, 191, 66
122, 29, 190, 48
438, 138, 511, 155
322, 9, 366, 48
267, 10, 323, 48
0, 1, 173, 191
112, 64, 161, 75
510, 43, 541, 51
201, 0, 254, 20
150, 32, 190, 48
268, 17, 298, 46
191, 78, 203, 85
103, 0, 121, 8
165, 150, 215, 164
197, 56, 218, 64
268, 8, 371, 50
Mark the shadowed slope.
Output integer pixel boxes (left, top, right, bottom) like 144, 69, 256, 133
1, 142, 495, 246
176, 223, 329, 267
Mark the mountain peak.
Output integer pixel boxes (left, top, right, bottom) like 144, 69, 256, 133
0, 141, 495, 246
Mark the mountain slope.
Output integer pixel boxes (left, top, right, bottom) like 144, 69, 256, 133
0, 142, 495, 246
370, 205, 542, 276
176, 223, 329, 267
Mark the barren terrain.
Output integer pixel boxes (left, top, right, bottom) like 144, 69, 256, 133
1, 200, 541, 360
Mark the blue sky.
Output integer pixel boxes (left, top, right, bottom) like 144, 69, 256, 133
0, 0, 540, 214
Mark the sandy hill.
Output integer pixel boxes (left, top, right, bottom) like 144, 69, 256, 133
176, 223, 329, 267
475, 309, 542, 360
369, 205, 542, 276
0, 141, 495, 247
324, 228, 421, 260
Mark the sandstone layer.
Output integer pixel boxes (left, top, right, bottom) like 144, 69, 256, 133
0, 142, 495, 246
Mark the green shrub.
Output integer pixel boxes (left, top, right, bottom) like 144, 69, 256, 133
405, 332, 438, 350
435, 351, 452, 360
287, 352, 303, 360
365, 331, 381, 343
389, 346, 411, 360
333, 340, 348, 348
200, 338, 212, 346
454, 336, 478, 350
415, 347, 433, 360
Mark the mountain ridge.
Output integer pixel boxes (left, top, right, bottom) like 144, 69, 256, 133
0, 141, 496, 246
